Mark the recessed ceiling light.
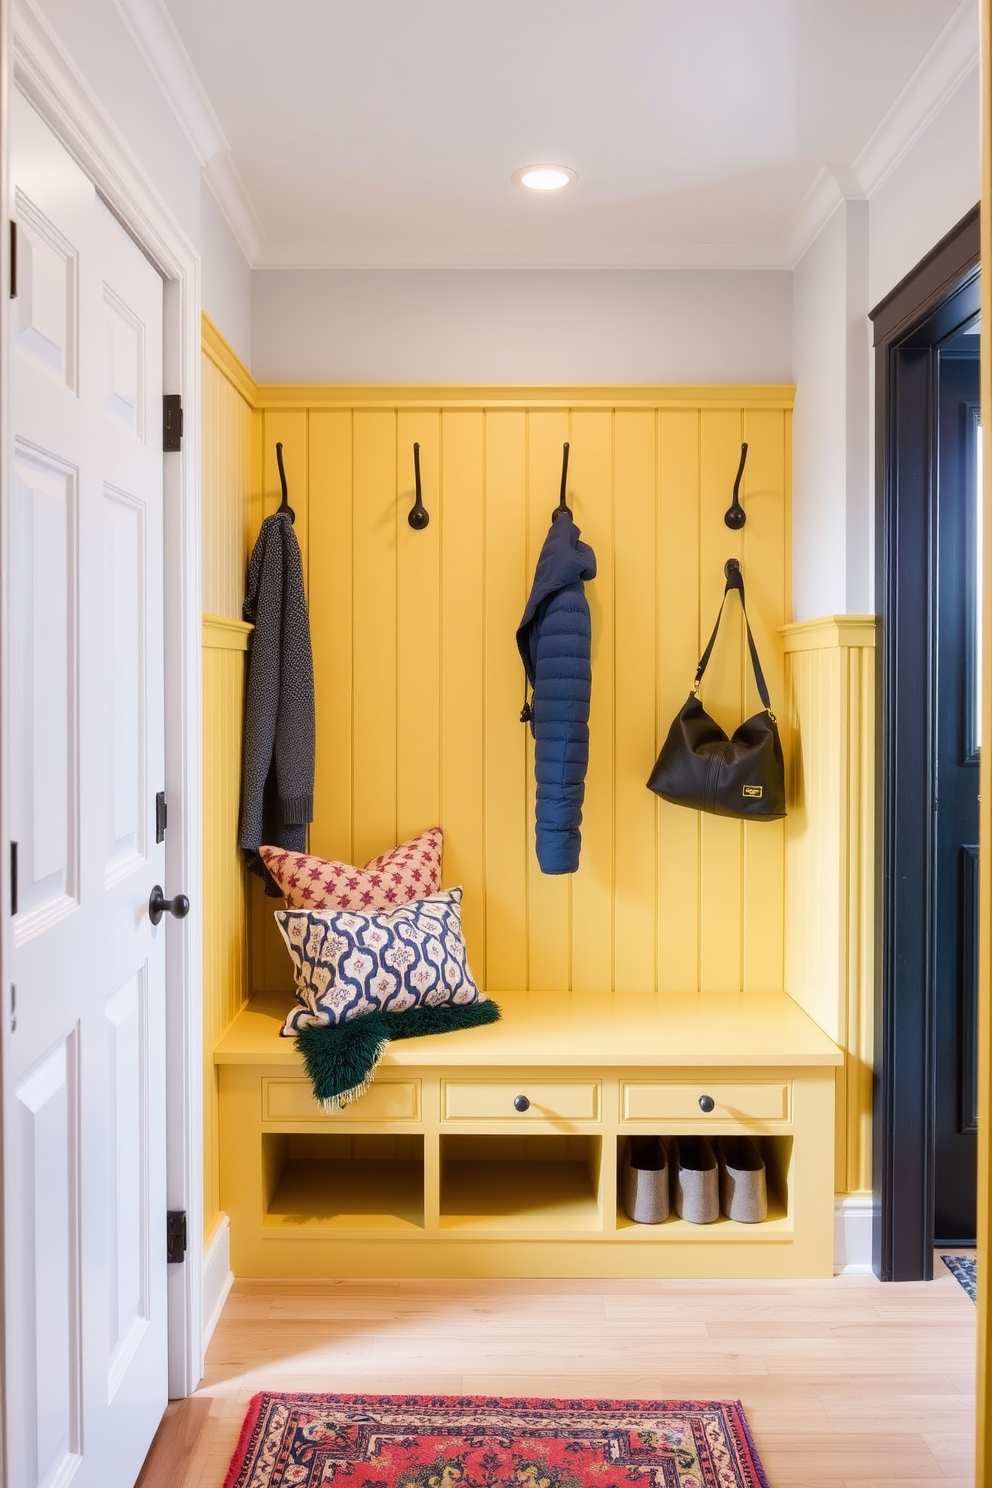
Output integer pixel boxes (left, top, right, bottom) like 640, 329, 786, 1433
512, 165, 577, 192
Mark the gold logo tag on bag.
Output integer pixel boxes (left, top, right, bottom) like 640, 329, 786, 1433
742, 784, 763, 799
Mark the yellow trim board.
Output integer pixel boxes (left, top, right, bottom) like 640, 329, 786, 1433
255, 382, 796, 411
780, 616, 877, 652
202, 614, 252, 651
202, 314, 258, 406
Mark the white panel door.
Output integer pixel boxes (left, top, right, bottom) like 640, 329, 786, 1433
6, 89, 169, 1488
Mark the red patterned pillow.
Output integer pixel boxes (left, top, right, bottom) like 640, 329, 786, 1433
259, 828, 443, 912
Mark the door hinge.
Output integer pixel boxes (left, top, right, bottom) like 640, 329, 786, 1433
10, 841, 17, 917
163, 394, 183, 452
155, 791, 168, 844
9, 221, 17, 299
167, 1210, 187, 1264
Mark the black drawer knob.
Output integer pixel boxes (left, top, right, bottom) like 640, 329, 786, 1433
513, 1095, 530, 1112
698, 1094, 715, 1113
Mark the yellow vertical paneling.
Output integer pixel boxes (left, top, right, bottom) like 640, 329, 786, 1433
483, 411, 529, 990
201, 353, 253, 619
352, 411, 399, 865
783, 617, 876, 1196
525, 411, 573, 990
613, 410, 658, 990
201, 636, 249, 1233
309, 412, 354, 861
439, 412, 487, 976
848, 643, 875, 1195
741, 408, 788, 991
656, 409, 702, 991
396, 412, 442, 843
569, 410, 615, 992
698, 410, 746, 991
200, 319, 255, 1240
253, 386, 795, 1005
250, 407, 267, 538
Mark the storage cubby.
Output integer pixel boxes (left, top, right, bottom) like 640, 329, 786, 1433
262, 1133, 425, 1230
440, 1135, 602, 1232
615, 1134, 793, 1237
217, 989, 842, 1277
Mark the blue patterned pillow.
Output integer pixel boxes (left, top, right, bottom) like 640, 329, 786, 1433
276, 887, 486, 1035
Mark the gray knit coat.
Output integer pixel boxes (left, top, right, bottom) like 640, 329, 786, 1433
238, 511, 315, 892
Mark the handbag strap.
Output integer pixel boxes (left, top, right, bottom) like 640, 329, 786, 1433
692, 564, 774, 714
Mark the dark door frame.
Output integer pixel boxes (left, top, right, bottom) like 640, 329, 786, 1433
871, 205, 980, 1281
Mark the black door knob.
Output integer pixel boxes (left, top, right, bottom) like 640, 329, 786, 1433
698, 1094, 715, 1113
149, 885, 190, 925
513, 1095, 530, 1112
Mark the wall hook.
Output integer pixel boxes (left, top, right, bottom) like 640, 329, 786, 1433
724, 557, 743, 588
724, 442, 748, 529
409, 443, 429, 529
275, 441, 295, 523
551, 442, 571, 522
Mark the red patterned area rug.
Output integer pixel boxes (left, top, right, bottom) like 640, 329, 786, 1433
223, 1392, 770, 1488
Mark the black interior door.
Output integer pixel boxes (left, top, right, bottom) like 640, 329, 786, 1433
873, 225, 980, 1281
933, 333, 980, 1245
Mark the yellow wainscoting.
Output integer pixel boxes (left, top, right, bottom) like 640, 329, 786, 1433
202, 327, 255, 620
244, 387, 794, 999
201, 321, 257, 1241
781, 617, 876, 1196
202, 618, 251, 1237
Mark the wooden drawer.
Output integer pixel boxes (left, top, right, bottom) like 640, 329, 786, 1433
622, 1080, 791, 1123
262, 1077, 421, 1123
443, 1080, 601, 1122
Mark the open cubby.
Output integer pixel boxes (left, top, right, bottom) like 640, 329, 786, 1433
615, 1134, 794, 1237
440, 1134, 603, 1232
262, 1133, 425, 1230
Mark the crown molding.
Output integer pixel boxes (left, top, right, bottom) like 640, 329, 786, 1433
110, 0, 264, 263
783, 1, 976, 270
203, 151, 265, 265
783, 166, 864, 269
853, 0, 978, 197
110, 0, 226, 162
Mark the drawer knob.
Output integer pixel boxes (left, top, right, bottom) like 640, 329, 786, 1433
698, 1094, 716, 1113
513, 1095, 531, 1112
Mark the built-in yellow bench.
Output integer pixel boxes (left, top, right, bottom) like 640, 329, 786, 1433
215, 989, 843, 1279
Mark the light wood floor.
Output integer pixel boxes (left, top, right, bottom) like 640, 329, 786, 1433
138, 1258, 977, 1488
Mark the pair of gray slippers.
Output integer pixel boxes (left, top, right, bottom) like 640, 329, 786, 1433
622, 1134, 768, 1225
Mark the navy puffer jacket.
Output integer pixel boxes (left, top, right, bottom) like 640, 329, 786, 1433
516, 513, 597, 874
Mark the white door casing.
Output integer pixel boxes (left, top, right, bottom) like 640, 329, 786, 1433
6, 0, 205, 1409
6, 88, 168, 1487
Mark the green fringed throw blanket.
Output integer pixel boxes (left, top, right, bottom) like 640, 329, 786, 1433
295, 999, 501, 1109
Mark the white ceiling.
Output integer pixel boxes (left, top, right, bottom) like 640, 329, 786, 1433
139, 0, 975, 268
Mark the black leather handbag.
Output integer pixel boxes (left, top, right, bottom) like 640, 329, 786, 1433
647, 563, 786, 820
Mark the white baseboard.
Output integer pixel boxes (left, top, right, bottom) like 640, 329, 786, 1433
835, 1194, 874, 1274
202, 1214, 234, 1349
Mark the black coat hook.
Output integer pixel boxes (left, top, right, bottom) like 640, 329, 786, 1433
275, 442, 295, 523
409, 443, 429, 529
551, 442, 571, 522
724, 442, 748, 529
